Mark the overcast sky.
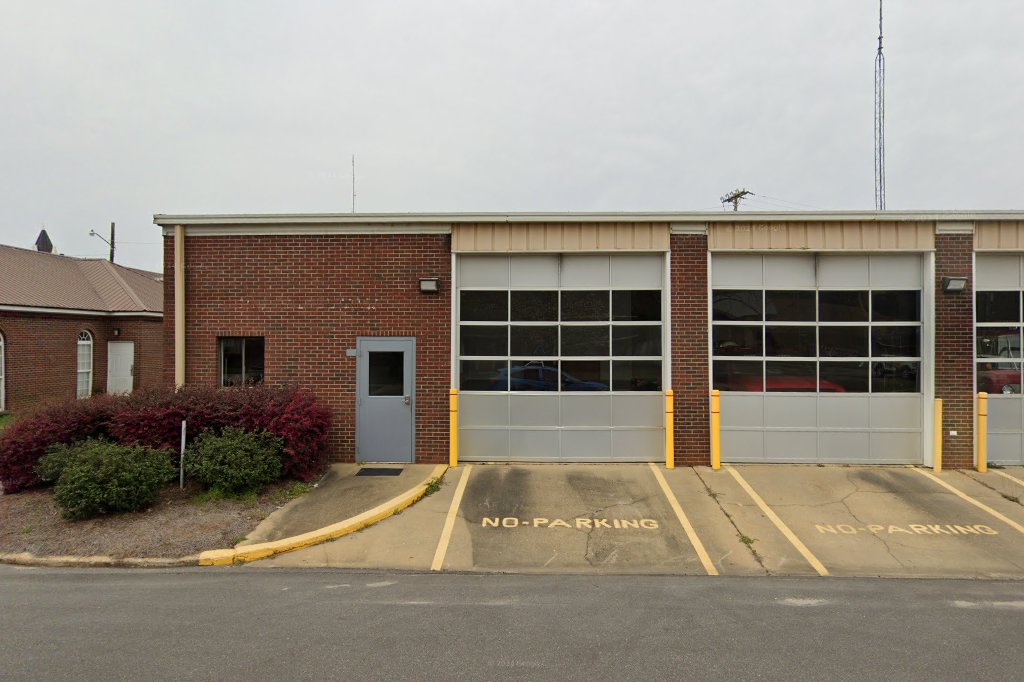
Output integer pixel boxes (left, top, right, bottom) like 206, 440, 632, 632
1, 0, 1021, 272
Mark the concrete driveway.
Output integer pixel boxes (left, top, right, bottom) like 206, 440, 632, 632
252, 464, 1024, 579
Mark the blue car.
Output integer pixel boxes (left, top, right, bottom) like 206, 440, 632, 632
490, 364, 608, 391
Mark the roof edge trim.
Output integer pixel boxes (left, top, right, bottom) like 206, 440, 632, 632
0, 305, 162, 318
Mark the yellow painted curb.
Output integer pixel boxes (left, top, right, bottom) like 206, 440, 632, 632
0, 552, 200, 568
198, 464, 449, 566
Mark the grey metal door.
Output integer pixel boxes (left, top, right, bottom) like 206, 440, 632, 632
356, 337, 415, 462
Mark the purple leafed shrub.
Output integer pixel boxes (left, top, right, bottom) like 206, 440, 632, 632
0, 386, 331, 493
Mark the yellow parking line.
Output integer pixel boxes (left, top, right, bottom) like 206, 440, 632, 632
725, 465, 830, 577
648, 464, 718, 576
430, 464, 472, 571
993, 469, 1024, 489
913, 468, 1024, 534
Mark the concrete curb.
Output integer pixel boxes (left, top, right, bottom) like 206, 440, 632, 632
198, 464, 449, 566
0, 552, 199, 568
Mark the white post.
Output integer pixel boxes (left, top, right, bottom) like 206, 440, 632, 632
179, 420, 186, 490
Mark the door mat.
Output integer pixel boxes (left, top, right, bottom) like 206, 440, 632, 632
356, 467, 404, 477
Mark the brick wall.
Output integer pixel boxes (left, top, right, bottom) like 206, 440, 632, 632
0, 311, 162, 414
935, 233, 975, 467
163, 233, 452, 463
670, 234, 711, 465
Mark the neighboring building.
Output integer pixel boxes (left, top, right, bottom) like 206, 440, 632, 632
0, 239, 163, 414
155, 211, 1024, 468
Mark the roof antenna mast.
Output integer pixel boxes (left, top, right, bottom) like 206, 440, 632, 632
874, 0, 886, 210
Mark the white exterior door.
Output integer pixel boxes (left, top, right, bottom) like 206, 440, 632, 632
107, 341, 135, 395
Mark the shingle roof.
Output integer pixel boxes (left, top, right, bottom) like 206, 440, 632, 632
0, 244, 162, 314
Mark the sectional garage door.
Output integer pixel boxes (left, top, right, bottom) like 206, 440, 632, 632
456, 254, 665, 461
712, 254, 927, 464
976, 254, 1024, 464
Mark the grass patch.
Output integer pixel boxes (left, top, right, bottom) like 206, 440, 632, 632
424, 477, 442, 496
0, 413, 11, 432
269, 482, 313, 505
738, 534, 756, 546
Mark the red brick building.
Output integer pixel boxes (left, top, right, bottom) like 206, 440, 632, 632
156, 211, 1024, 468
0, 243, 163, 414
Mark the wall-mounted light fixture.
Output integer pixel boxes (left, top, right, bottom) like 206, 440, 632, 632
942, 276, 968, 293
419, 277, 440, 293
112, 328, 121, 337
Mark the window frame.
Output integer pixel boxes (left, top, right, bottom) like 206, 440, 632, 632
975, 288, 1024, 395
76, 330, 93, 399
711, 288, 923, 394
219, 336, 266, 387
0, 331, 5, 411
458, 287, 664, 393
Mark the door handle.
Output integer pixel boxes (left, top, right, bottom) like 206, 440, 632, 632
403, 395, 411, 405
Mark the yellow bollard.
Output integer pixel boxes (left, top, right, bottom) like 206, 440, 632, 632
933, 398, 943, 473
449, 388, 459, 468
977, 392, 988, 473
711, 389, 721, 471
665, 389, 675, 469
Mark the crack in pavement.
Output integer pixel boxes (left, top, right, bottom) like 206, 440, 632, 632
579, 496, 652, 567
693, 469, 768, 575
838, 471, 907, 569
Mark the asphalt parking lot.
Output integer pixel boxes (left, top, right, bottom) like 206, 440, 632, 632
254, 464, 1024, 579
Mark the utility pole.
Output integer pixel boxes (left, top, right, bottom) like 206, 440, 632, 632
88, 222, 116, 263
720, 188, 753, 211
351, 154, 356, 213
874, 0, 886, 210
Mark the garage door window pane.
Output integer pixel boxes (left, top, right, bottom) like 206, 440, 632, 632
460, 360, 507, 390
712, 290, 762, 321
510, 326, 557, 356
460, 326, 507, 356
872, 327, 920, 357
819, 291, 869, 322
977, 291, 1020, 323
511, 291, 557, 321
562, 291, 609, 321
612, 290, 661, 321
461, 291, 507, 321
561, 361, 610, 391
872, 362, 919, 392
612, 325, 661, 356
820, 361, 869, 393
714, 360, 764, 391
765, 291, 816, 321
561, 326, 609, 356
612, 360, 662, 391
765, 326, 816, 357
977, 328, 1021, 358
765, 361, 817, 392
819, 326, 869, 357
872, 291, 920, 322
978, 363, 1021, 394
508, 360, 559, 391
712, 325, 762, 356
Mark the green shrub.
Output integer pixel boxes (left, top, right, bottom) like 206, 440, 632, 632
40, 440, 175, 520
185, 427, 283, 494
36, 441, 81, 483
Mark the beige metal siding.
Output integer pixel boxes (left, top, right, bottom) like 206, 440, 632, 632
975, 221, 1024, 250
452, 223, 670, 252
708, 221, 934, 251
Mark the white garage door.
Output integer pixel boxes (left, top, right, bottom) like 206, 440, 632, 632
976, 254, 1024, 464
456, 254, 665, 461
712, 254, 927, 464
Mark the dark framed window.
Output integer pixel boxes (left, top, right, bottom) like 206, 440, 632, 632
976, 290, 1024, 394
459, 286, 662, 392
220, 337, 265, 386
712, 288, 921, 394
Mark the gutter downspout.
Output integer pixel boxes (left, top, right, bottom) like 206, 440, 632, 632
174, 225, 185, 387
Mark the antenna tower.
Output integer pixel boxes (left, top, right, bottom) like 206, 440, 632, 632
874, 0, 886, 210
